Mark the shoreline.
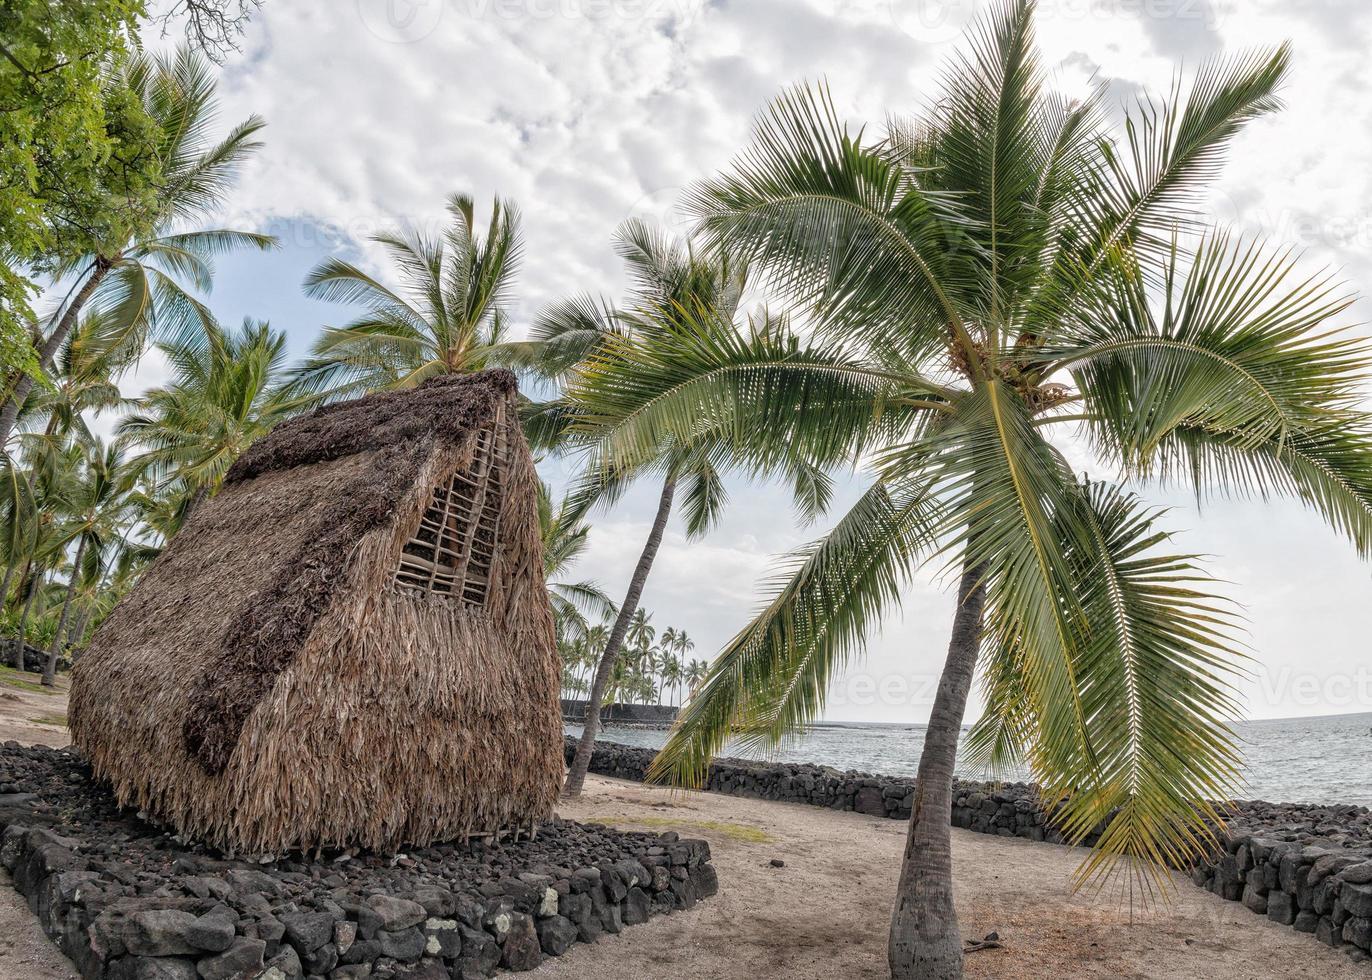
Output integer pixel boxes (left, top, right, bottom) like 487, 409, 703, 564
566, 713, 1372, 808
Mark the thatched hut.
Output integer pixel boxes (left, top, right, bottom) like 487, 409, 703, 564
69, 370, 563, 855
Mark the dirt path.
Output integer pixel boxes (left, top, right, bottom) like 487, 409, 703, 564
0, 667, 69, 748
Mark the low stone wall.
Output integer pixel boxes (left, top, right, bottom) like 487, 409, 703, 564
562, 736, 1069, 841
560, 700, 678, 726
1, 742, 717, 979
0, 640, 64, 675
568, 737, 1372, 963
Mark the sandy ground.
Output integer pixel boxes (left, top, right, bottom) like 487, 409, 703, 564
0, 871, 78, 980
0, 668, 70, 748
0, 683, 1358, 979
534, 776, 1362, 980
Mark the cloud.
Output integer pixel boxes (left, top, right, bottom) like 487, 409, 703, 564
138, 0, 1372, 723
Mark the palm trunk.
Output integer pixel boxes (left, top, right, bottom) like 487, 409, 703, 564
43, 536, 84, 686
13, 565, 43, 672
8, 557, 34, 668
66, 601, 90, 646
888, 559, 988, 980
563, 475, 677, 798
0, 259, 111, 446
0, 559, 17, 611
66, 605, 94, 661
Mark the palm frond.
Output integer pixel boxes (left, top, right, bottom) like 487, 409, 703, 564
649, 479, 942, 788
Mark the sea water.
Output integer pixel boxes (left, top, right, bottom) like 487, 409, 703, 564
566, 710, 1372, 806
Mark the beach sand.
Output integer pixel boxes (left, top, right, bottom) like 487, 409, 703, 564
0, 668, 69, 748
542, 775, 1358, 979
0, 680, 1358, 979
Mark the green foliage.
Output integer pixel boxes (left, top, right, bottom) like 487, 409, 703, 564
564, 0, 1372, 894
118, 317, 313, 509
292, 194, 525, 400
0, 0, 150, 379
0, 665, 60, 695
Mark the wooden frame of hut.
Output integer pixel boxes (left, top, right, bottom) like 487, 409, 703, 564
69, 370, 563, 855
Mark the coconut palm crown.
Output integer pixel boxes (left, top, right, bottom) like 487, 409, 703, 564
290, 194, 524, 400
562, 3, 1372, 977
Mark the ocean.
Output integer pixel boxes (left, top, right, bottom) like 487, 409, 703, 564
567, 710, 1372, 807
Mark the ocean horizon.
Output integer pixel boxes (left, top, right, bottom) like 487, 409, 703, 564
568, 709, 1372, 807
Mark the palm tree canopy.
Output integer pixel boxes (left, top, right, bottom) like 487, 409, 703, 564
545, 221, 842, 537
50, 46, 275, 356
292, 194, 525, 401
567, 0, 1372, 891
118, 317, 312, 515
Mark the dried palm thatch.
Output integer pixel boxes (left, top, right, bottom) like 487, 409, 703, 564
69, 370, 563, 855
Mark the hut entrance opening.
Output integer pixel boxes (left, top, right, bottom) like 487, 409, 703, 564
396, 414, 507, 605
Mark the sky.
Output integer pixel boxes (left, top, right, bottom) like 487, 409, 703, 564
130, 0, 1372, 724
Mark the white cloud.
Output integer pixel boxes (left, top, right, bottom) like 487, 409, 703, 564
141, 0, 1372, 723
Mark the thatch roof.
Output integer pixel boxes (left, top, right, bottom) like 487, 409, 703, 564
69, 370, 564, 854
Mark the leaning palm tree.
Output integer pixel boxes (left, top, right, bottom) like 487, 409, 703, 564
118, 317, 311, 512
567, 6, 1372, 978
553, 222, 756, 796
290, 194, 524, 400
0, 47, 274, 444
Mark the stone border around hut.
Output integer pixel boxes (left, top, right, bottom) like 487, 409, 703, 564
0, 741, 718, 979
568, 736, 1372, 966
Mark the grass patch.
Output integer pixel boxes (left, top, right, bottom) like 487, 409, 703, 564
617, 815, 775, 844
0, 666, 59, 695
30, 713, 67, 728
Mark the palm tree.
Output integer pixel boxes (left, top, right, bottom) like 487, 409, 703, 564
659, 651, 683, 706
0, 48, 274, 445
580, 624, 608, 693
557, 222, 826, 797
5, 440, 82, 667
672, 630, 694, 703
571, 7, 1372, 978
685, 658, 707, 696
660, 625, 678, 654
17, 312, 137, 442
118, 317, 311, 515
291, 194, 524, 400
560, 637, 590, 698
41, 439, 136, 685
626, 607, 655, 655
